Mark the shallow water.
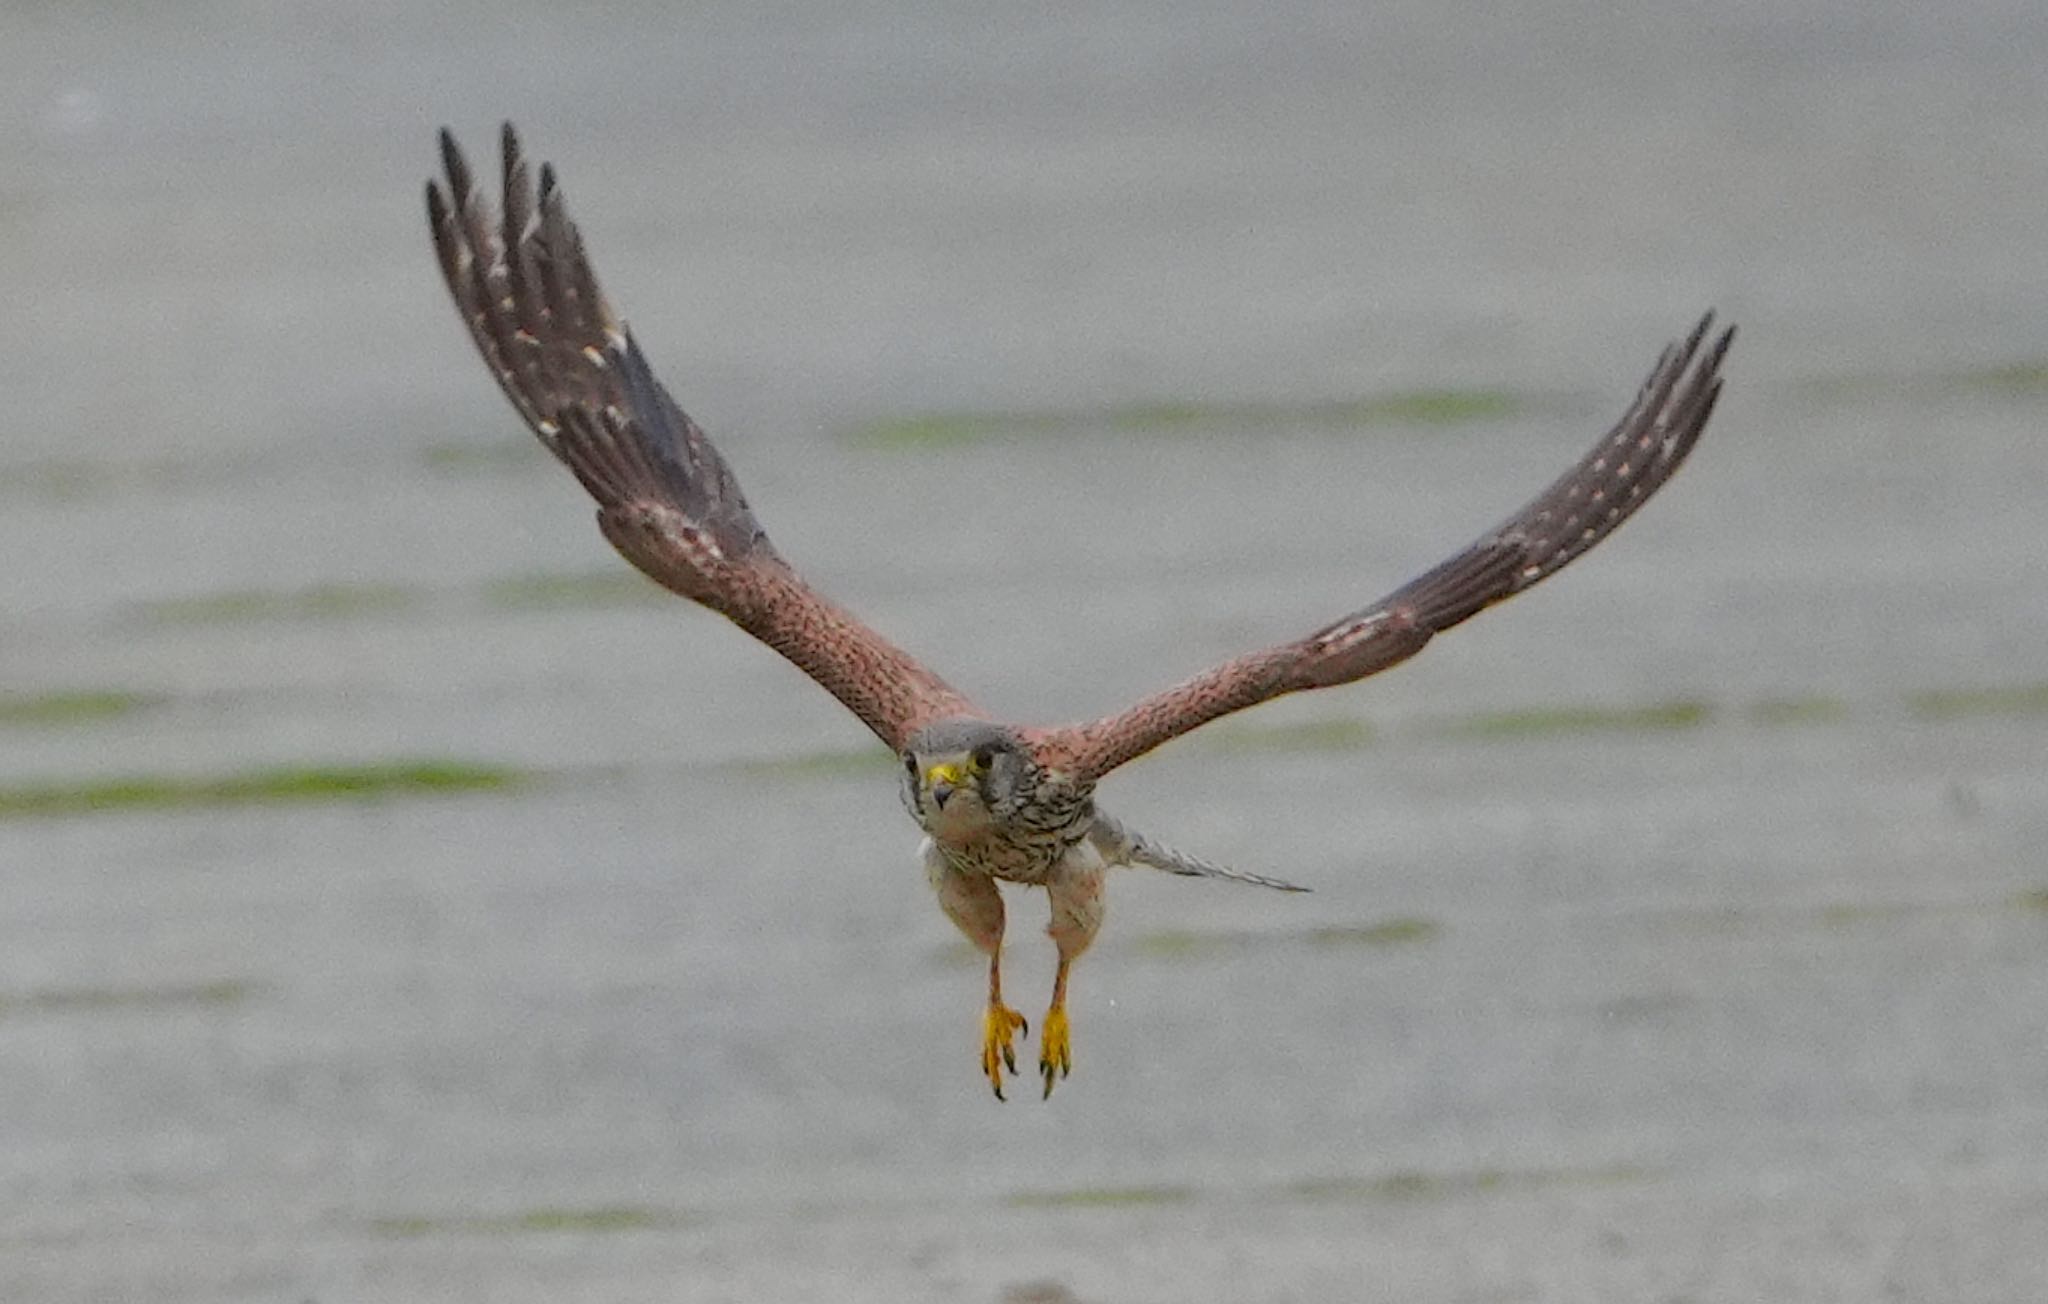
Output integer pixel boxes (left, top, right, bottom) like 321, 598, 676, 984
4, 2, 2047, 1300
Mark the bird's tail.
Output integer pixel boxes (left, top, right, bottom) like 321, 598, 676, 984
1087, 809, 1310, 892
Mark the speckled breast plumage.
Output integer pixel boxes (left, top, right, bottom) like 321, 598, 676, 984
935, 821, 1088, 885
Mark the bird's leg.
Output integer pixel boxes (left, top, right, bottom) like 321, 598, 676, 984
982, 952, 1029, 1101
1040, 957, 1074, 1096
924, 842, 1026, 1099
1041, 854, 1106, 1098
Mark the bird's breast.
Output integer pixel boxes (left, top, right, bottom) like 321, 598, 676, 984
935, 822, 1087, 887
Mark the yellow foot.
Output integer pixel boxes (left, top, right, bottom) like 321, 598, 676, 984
982, 1002, 1029, 1100
1038, 1005, 1072, 1099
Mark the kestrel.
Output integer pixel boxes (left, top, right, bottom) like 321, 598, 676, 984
428, 125, 1732, 1100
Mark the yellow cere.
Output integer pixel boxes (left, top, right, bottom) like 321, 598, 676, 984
926, 761, 965, 788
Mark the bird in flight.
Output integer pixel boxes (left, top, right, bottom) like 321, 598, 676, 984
427, 124, 1732, 1100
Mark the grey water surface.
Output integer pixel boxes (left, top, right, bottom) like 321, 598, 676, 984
3, 2, 2047, 1300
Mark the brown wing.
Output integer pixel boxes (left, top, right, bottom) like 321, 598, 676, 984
1031, 314, 1733, 780
427, 124, 980, 751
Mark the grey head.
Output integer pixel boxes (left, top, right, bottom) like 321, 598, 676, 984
899, 718, 1038, 833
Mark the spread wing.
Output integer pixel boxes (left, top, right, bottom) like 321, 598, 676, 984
1031, 314, 1733, 780
427, 124, 980, 751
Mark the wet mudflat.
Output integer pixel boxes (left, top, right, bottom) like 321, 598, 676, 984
3, 2, 2047, 1300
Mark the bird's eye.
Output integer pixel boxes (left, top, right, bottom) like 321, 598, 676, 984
904, 755, 919, 778
971, 744, 997, 771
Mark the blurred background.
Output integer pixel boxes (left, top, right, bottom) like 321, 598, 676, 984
3, 1, 2046, 1300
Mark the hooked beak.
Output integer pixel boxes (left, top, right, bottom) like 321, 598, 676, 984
926, 761, 964, 809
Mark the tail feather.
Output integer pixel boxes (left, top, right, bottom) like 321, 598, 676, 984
1088, 809, 1310, 892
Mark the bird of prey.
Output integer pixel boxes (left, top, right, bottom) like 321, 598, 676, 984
427, 124, 1732, 1100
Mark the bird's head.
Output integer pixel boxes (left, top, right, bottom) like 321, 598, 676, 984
900, 718, 1037, 837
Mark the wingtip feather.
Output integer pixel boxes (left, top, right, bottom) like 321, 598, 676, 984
438, 127, 470, 199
